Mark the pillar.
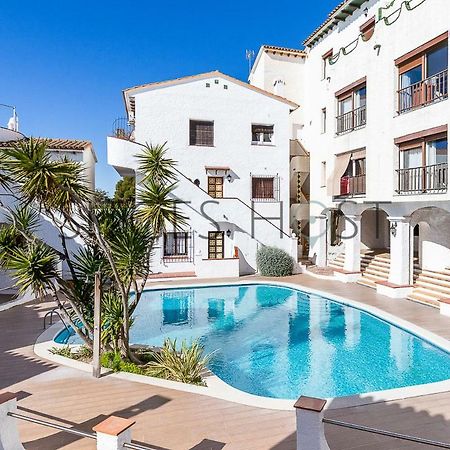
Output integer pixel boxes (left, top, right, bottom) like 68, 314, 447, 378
310, 215, 327, 267
343, 214, 361, 273
388, 217, 412, 286
294, 396, 330, 450
93, 416, 135, 450
0, 392, 24, 450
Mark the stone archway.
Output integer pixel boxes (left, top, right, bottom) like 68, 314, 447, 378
360, 208, 390, 254
411, 207, 450, 272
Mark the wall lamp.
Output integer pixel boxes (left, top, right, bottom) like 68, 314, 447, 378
226, 174, 232, 182
390, 222, 397, 237
226, 229, 232, 238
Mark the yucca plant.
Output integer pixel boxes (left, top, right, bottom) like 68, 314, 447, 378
146, 338, 211, 386
0, 137, 187, 361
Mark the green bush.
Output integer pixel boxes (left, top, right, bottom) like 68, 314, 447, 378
49, 346, 73, 358
256, 246, 294, 277
146, 338, 210, 386
100, 351, 145, 375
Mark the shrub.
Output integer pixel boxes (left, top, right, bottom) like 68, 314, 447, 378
256, 246, 294, 277
49, 346, 74, 358
100, 351, 145, 375
146, 338, 211, 386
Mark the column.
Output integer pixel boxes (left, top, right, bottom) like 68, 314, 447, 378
388, 217, 412, 286
0, 392, 25, 450
343, 214, 361, 273
93, 416, 135, 450
310, 215, 327, 267
294, 397, 330, 450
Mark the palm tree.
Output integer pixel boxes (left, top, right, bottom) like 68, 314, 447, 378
0, 138, 187, 361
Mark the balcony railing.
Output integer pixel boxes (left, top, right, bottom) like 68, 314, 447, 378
112, 117, 135, 140
336, 105, 366, 134
396, 163, 448, 194
398, 69, 448, 114
340, 174, 366, 196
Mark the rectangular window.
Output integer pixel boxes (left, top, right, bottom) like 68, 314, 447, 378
189, 120, 214, 146
251, 176, 278, 201
163, 232, 188, 257
252, 124, 274, 145
208, 176, 223, 198
336, 79, 367, 134
321, 108, 327, 133
208, 231, 224, 259
320, 161, 327, 187
322, 49, 333, 80
396, 130, 448, 194
397, 34, 448, 113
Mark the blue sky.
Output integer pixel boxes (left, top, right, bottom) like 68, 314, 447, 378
1, 0, 338, 194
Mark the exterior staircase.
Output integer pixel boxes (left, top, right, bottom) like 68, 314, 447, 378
329, 250, 392, 288
408, 267, 450, 307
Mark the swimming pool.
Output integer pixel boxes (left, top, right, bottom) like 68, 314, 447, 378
56, 283, 450, 399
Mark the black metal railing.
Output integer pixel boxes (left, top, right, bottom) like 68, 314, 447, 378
396, 163, 448, 194
112, 117, 135, 140
398, 69, 448, 114
336, 105, 366, 134
340, 174, 366, 196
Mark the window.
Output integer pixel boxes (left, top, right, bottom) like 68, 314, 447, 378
396, 127, 448, 193
189, 120, 214, 146
252, 124, 274, 145
396, 33, 448, 113
322, 49, 333, 80
321, 108, 327, 133
252, 176, 278, 201
340, 152, 366, 196
208, 231, 224, 259
208, 176, 223, 198
336, 78, 367, 134
163, 232, 188, 257
320, 161, 327, 187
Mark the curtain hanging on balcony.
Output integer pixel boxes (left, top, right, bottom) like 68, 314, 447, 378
328, 152, 352, 196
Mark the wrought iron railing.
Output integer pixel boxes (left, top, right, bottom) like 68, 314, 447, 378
396, 163, 448, 194
398, 69, 448, 114
340, 174, 366, 196
162, 231, 194, 263
112, 117, 135, 140
336, 105, 366, 134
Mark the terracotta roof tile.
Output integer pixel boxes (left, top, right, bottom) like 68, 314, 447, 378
0, 137, 92, 151
262, 45, 307, 56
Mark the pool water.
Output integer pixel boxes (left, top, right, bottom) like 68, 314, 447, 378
56, 284, 450, 399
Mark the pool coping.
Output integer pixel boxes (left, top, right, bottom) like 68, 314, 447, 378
34, 279, 450, 412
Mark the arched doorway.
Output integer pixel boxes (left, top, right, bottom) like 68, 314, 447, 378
361, 208, 390, 254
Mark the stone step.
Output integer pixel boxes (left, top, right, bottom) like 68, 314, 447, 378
419, 269, 450, 283
415, 278, 450, 295
361, 259, 390, 270
360, 272, 388, 283
356, 277, 377, 289
407, 291, 440, 308
364, 268, 390, 278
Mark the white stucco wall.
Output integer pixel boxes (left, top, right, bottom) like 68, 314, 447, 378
299, 0, 450, 265
109, 74, 295, 276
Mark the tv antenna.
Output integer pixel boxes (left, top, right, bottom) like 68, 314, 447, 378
246, 49, 255, 75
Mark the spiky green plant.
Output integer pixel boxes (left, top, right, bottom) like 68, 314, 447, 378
146, 339, 211, 385
136, 142, 177, 185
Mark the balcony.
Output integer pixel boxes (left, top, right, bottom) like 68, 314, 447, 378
112, 117, 135, 141
398, 70, 448, 114
340, 174, 366, 196
396, 163, 448, 194
336, 106, 366, 135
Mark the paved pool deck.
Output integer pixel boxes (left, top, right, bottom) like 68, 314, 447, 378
1, 274, 450, 449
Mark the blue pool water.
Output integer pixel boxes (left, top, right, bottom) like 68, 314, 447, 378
56, 284, 450, 399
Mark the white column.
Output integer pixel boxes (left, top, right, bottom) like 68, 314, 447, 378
294, 397, 330, 450
93, 416, 135, 450
343, 215, 361, 273
310, 215, 327, 267
388, 217, 412, 286
0, 393, 25, 450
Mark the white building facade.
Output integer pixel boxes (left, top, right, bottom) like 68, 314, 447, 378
108, 71, 299, 278
251, 0, 450, 303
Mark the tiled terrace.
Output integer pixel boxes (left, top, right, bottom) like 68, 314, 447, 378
1, 274, 450, 449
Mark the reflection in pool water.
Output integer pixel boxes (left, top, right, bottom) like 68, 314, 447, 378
56, 284, 450, 399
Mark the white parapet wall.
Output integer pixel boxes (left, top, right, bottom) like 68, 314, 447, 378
195, 257, 240, 278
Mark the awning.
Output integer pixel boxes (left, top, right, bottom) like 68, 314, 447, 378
351, 148, 366, 160
328, 153, 351, 196
205, 166, 230, 174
